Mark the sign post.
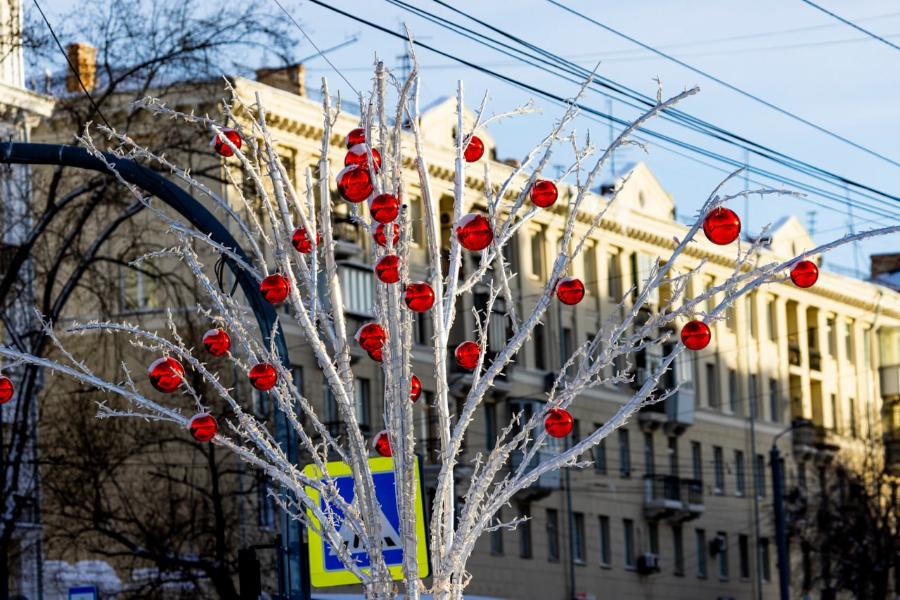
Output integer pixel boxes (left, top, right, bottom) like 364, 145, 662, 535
68, 587, 98, 600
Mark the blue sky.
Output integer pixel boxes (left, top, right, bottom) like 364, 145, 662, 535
40, 0, 900, 276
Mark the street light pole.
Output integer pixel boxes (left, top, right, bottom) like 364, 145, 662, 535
770, 419, 810, 600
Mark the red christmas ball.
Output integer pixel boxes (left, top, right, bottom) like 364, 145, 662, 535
681, 320, 711, 351
464, 135, 485, 162
337, 166, 374, 203
375, 254, 401, 284
545, 408, 574, 438
556, 277, 585, 305
249, 363, 278, 391
260, 273, 290, 305
374, 223, 400, 247
291, 227, 320, 254
0, 376, 13, 404
202, 328, 231, 356
790, 260, 819, 288
373, 430, 392, 457
454, 341, 481, 370
189, 413, 218, 442
213, 128, 241, 157
531, 179, 558, 208
410, 375, 422, 403
346, 127, 366, 148
456, 213, 493, 251
703, 207, 741, 245
370, 194, 400, 224
344, 145, 382, 173
148, 357, 185, 393
368, 347, 384, 362
355, 322, 386, 353
404, 282, 435, 312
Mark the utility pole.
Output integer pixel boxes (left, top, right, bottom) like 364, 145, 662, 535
770, 443, 790, 600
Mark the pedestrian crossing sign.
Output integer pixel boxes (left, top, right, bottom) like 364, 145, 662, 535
303, 456, 429, 587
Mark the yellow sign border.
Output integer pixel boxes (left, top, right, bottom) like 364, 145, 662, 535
303, 456, 430, 588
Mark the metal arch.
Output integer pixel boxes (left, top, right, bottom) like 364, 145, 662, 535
0, 142, 308, 599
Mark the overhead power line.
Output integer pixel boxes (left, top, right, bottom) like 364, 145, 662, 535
800, 0, 900, 53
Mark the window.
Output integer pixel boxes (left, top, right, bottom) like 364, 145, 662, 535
324, 387, 340, 437
519, 503, 532, 558
584, 242, 598, 295
668, 436, 679, 476
648, 521, 659, 555
623, 519, 635, 569
759, 538, 771, 582
696, 529, 707, 578
713, 446, 725, 495
717, 532, 729, 580
257, 472, 275, 528
691, 442, 703, 483
530, 226, 546, 278
618, 429, 631, 478
844, 319, 854, 361
672, 525, 685, 576
725, 304, 736, 331
490, 508, 504, 555
739, 534, 750, 579
706, 363, 719, 409
561, 327, 573, 372
484, 402, 498, 450
607, 249, 622, 299
749, 374, 760, 419
573, 512, 586, 564
766, 297, 777, 341
755, 454, 766, 497
598, 515, 611, 566
593, 423, 607, 474
735, 450, 746, 496
120, 265, 160, 312
748, 294, 757, 338
704, 276, 716, 314
849, 397, 858, 438
254, 389, 270, 419
827, 317, 836, 357
643, 432, 655, 476
534, 323, 547, 371
768, 378, 780, 423
728, 368, 738, 413
355, 378, 371, 433
546, 509, 559, 561
413, 310, 431, 346
339, 264, 375, 316
863, 328, 871, 366
409, 196, 423, 245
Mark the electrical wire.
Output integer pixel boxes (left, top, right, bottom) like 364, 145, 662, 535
799, 0, 900, 53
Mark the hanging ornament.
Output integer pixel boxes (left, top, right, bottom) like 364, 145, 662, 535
368, 347, 384, 362
260, 273, 290, 305
337, 165, 374, 203
0, 376, 13, 404
702, 207, 741, 245
464, 135, 485, 162
370, 194, 400, 224
344, 144, 382, 173
355, 322, 386, 353
556, 277, 585, 305
456, 213, 493, 251
454, 341, 481, 370
410, 375, 422, 402
373, 430, 392, 457
346, 128, 366, 148
189, 413, 218, 442
790, 260, 819, 288
213, 128, 241, 157
249, 363, 278, 391
291, 227, 320, 254
545, 408, 574, 438
375, 254, 401, 284
531, 179, 558, 208
374, 223, 400, 247
404, 282, 435, 312
681, 320, 712, 351
202, 328, 231, 356
148, 357, 185, 393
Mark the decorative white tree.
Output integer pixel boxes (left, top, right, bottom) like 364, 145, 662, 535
0, 47, 896, 600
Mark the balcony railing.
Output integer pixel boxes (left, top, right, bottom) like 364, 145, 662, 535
809, 350, 822, 371
788, 344, 802, 367
643, 474, 704, 521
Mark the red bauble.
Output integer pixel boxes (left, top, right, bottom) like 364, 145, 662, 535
456, 213, 493, 251
703, 207, 741, 245
464, 135, 485, 162
375, 254, 401, 284
260, 273, 290, 305
344, 145, 382, 173
368, 347, 384, 362
374, 223, 400, 247
291, 227, 320, 254
213, 128, 241, 157
681, 320, 711, 351
531, 179, 558, 208
454, 341, 481, 370
346, 127, 366, 148
373, 430, 392, 457
556, 277, 585, 305
404, 282, 435, 312
249, 363, 278, 391
337, 166, 374, 203
545, 408, 574, 438
370, 194, 400, 224
355, 322, 386, 353
410, 375, 422, 402
0, 376, 13, 404
790, 260, 819, 288
189, 413, 218, 442
202, 328, 231, 356
148, 357, 185, 393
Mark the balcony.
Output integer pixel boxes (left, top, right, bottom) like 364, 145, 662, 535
788, 344, 802, 367
809, 350, 822, 371
885, 432, 900, 476
510, 449, 561, 501
791, 420, 839, 460
880, 365, 900, 398
643, 474, 704, 522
